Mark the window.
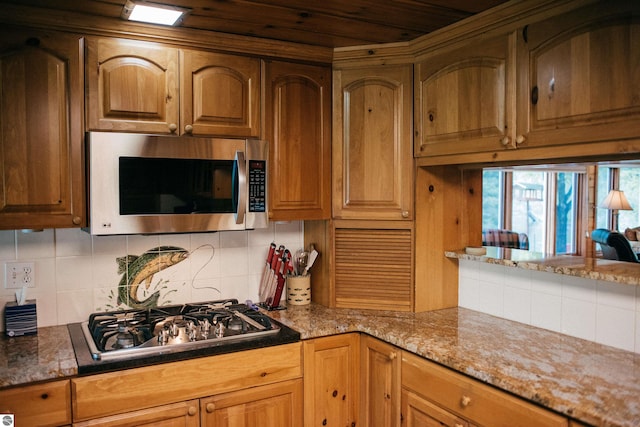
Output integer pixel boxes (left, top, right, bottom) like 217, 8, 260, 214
483, 167, 583, 255
596, 165, 640, 231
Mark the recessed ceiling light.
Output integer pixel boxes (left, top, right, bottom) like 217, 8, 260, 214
122, 1, 189, 26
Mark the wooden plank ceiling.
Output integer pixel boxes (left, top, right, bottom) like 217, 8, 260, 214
2, 0, 509, 48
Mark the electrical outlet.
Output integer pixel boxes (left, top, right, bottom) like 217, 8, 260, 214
4, 262, 35, 289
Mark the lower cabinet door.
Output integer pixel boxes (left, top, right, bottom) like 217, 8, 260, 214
402, 388, 468, 427
200, 379, 303, 427
72, 399, 199, 427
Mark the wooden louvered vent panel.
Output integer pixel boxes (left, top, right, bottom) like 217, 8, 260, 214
335, 228, 413, 311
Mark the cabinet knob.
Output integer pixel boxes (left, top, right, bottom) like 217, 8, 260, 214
455, 424, 465, 427
500, 136, 511, 146
206, 402, 215, 413
401, 211, 409, 218
72, 216, 82, 225
515, 135, 526, 146
388, 351, 397, 360
188, 406, 197, 416
184, 124, 194, 134
168, 123, 177, 133
461, 395, 472, 407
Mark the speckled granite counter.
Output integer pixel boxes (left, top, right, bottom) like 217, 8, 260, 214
269, 304, 640, 427
446, 246, 640, 285
1, 307, 639, 426
0, 325, 77, 388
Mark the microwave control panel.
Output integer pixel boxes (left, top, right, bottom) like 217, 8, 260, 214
248, 160, 266, 212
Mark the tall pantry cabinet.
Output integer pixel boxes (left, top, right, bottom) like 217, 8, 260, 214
323, 63, 415, 311
0, 28, 85, 230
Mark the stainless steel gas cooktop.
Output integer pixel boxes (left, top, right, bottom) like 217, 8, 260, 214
67, 299, 300, 374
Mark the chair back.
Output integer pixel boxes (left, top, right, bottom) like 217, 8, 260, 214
591, 228, 639, 263
482, 229, 529, 250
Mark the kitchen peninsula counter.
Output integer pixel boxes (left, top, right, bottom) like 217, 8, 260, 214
1, 306, 639, 426
269, 303, 640, 427
446, 246, 640, 286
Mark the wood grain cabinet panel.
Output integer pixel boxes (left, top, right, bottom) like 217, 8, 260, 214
72, 399, 199, 427
303, 333, 359, 427
0, 379, 71, 427
402, 351, 568, 427
515, 0, 640, 149
200, 379, 303, 427
86, 37, 260, 137
86, 37, 179, 134
181, 49, 260, 137
264, 60, 331, 221
414, 35, 511, 157
0, 28, 85, 230
71, 343, 302, 421
334, 226, 413, 311
360, 335, 401, 427
333, 64, 413, 221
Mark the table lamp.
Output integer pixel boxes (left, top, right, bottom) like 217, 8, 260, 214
599, 189, 633, 231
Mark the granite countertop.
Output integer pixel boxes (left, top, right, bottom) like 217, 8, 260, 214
446, 246, 640, 285
268, 304, 640, 427
2, 306, 639, 427
0, 325, 77, 388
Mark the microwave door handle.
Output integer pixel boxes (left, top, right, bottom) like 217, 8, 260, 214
234, 151, 247, 225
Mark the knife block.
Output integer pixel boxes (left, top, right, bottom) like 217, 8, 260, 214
286, 275, 311, 305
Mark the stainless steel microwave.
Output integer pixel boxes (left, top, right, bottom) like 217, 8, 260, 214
85, 132, 268, 235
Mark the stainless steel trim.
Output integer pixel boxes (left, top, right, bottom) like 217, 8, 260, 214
235, 150, 247, 225
80, 320, 280, 361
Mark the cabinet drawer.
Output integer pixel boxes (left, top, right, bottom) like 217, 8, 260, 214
72, 342, 302, 421
0, 379, 71, 427
402, 352, 567, 427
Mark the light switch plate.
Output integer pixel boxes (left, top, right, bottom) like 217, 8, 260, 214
4, 262, 35, 288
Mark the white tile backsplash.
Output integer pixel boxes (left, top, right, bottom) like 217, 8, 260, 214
0, 222, 302, 330
459, 259, 639, 353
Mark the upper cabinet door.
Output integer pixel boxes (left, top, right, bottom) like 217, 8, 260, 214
0, 29, 85, 229
333, 65, 413, 220
86, 37, 179, 134
180, 50, 260, 137
265, 60, 331, 221
516, 0, 640, 148
415, 35, 511, 157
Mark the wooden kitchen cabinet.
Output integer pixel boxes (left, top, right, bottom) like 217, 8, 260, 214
333, 222, 414, 311
86, 37, 179, 134
0, 28, 85, 230
332, 64, 413, 221
72, 400, 199, 427
303, 333, 359, 427
264, 60, 331, 221
514, 0, 640, 150
86, 37, 260, 137
200, 379, 303, 427
0, 379, 71, 427
402, 351, 568, 427
360, 335, 401, 427
180, 49, 260, 137
71, 343, 302, 422
414, 34, 512, 158
402, 388, 469, 427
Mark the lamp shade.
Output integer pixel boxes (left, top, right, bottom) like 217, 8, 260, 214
599, 189, 633, 211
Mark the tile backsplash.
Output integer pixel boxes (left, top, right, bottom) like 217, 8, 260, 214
458, 259, 640, 353
0, 222, 303, 331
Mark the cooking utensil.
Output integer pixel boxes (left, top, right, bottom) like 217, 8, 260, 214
294, 249, 308, 276
304, 249, 319, 275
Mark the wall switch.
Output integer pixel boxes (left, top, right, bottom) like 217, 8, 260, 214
4, 262, 35, 289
